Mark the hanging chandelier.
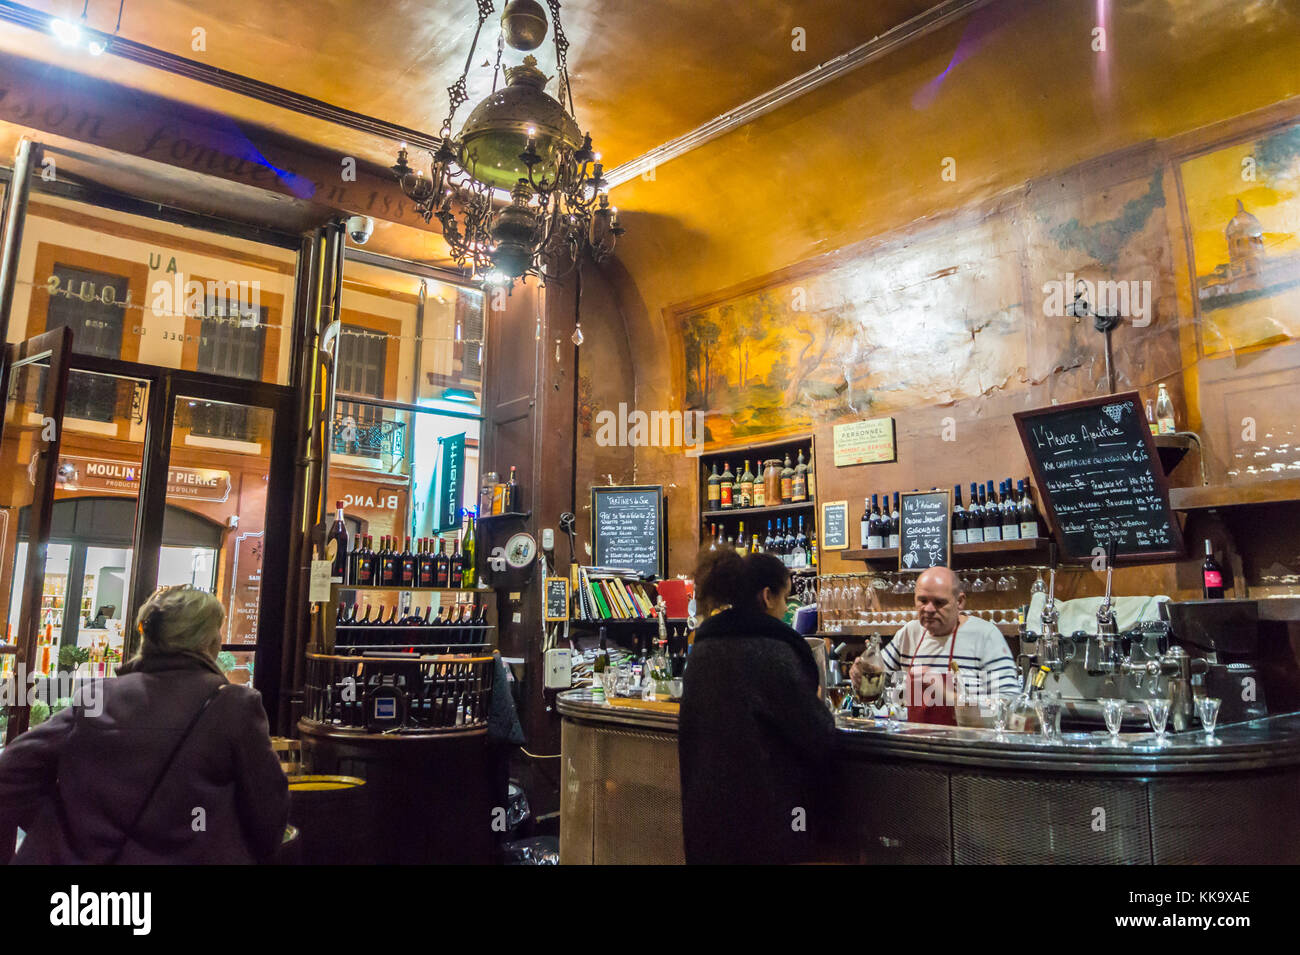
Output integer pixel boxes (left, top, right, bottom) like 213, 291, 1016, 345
392, 0, 623, 285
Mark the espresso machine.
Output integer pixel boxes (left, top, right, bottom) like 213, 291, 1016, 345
1019, 541, 1219, 732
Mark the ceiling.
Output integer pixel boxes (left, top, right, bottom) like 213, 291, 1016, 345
1, 0, 941, 174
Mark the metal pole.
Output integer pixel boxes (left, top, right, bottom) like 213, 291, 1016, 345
0, 138, 43, 345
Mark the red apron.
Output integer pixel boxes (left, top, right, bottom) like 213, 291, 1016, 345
906, 620, 961, 726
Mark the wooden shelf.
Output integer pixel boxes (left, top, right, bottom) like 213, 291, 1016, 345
702, 500, 816, 520
334, 584, 487, 593
841, 537, 1051, 565
478, 510, 531, 522
1154, 432, 1199, 473
1169, 478, 1300, 511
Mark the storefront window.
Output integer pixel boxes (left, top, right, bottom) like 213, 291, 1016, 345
327, 258, 485, 602
7, 193, 297, 385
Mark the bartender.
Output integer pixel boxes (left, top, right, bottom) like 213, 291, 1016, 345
849, 566, 1019, 725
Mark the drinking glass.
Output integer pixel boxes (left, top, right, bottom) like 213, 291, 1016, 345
885, 672, 906, 731
992, 695, 1013, 739
1198, 696, 1222, 744
1145, 697, 1172, 746
1035, 691, 1063, 741
599, 669, 617, 700
1101, 698, 1126, 746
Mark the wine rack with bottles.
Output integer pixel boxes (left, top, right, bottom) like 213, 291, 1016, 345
697, 434, 818, 571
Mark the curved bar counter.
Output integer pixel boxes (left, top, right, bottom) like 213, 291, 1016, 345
556, 689, 1300, 864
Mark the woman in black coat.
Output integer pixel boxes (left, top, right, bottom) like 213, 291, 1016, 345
0, 585, 289, 864
678, 549, 836, 864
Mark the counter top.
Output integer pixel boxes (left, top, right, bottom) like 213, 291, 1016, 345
556, 689, 1300, 774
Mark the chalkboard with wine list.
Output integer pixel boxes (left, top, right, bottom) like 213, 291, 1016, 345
1014, 391, 1183, 564
820, 500, 849, 551
899, 489, 951, 570
591, 485, 665, 579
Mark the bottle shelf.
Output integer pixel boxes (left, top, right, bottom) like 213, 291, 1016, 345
1168, 477, 1300, 511
701, 500, 817, 519
842, 537, 1051, 565
336, 624, 493, 631
478, 511, 531, 522
334, 584, 487, 593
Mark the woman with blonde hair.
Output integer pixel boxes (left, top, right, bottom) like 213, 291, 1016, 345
0, 586, 288, 864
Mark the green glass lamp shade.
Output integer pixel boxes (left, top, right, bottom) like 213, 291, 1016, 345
458, 56, 581, 192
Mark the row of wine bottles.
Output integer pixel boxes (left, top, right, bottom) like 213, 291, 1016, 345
335, 602, 488, 627
328, 501, 477, 588
859, 478, 1042, 549
334, 602, 490, 647
706, 515, 816, 569
706, 449, 815, 510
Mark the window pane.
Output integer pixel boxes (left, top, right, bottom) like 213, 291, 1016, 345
10, 193, 295, 385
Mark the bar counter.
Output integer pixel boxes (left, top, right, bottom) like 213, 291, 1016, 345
557, 689, 1300, 864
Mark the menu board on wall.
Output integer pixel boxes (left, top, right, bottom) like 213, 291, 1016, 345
899, 490, 951, 570
832, 417, 897, 467
820, 500, 849, 551
545, 577, 570, 622
591, 485, 665, 579
1014, 391, 1183, 564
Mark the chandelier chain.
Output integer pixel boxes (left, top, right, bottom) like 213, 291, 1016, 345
445, 0, 496, 130
544, 0, 575, 118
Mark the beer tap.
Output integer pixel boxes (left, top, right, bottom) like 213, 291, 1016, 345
1085, 538, 1122, 677
1027, 543, 1071, 695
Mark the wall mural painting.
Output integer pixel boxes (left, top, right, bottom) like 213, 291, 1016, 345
675, 210, 1027, 447
1025, 168, 1179, 397
1181, 122, 1300, 358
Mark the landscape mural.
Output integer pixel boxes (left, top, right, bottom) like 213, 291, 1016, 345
1181, 121, 1300, 358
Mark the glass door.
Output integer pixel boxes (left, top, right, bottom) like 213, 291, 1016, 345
141, 383, 295, 700
0, 327, 72, 744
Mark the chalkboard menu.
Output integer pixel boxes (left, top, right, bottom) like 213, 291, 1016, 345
899, 489, 951, 570
1014, 391, 1183, 564
820, 500, 849, 551
591, 485, 665, 579
544, 577, 570, 622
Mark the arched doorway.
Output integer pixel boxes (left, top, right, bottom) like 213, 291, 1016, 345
13, 497, 223, 655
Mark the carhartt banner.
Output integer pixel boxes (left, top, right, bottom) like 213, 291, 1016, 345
437, 433, 466, 533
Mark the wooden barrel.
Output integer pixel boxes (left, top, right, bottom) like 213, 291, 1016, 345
286, 775, 373, 865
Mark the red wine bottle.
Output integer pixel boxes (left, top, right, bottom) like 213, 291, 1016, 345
328, 501, 349, 582
1202, 540, 1225, 599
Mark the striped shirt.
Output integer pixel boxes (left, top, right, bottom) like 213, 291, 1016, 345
880, 617, 1021, 703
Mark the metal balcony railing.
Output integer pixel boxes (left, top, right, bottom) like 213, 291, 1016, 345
332, 413, 406, 462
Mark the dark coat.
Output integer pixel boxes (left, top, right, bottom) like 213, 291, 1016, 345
0, 653, 288, 864
678, 608, 836, 864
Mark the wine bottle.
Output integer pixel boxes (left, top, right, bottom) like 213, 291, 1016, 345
793, 516, 809, 569
791, 450, 808, 503
380, 536, 399, 586
1001, 480, 1020, 540
328, 501, 349, 582
462, 511, 477, 588
720, 461, 734, 509
738, 460, 754, 508
594, 627, 610, 675
967, 483, 983, 543
417, 538, 435, 588
736, 521, 748, 556
952, 485, 968, 545
505, 465, 521, 512
780, 453, 794, 504
707, 463, 721, 509
753, 465, 767, 507
1018, 479, 1040, 540
450, 539, 465, 588
400, 536, 417, 588
867, 493, 884, 549
860, 497, 871, 549
983, 481, 1001, 542
888, 491, 900, 550
434, 538, 451, 588
764, 520, 775, 553
1155, 383, 1176, 435
805, 449, 817, 501
1202, 540, 1225, 599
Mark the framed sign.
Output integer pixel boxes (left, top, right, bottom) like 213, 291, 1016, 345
1014, 391, 1183, 564
820, 500, 849, 551
545, 576, 570, 622
832, 417, 897, 467
899, 489, 951, 570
